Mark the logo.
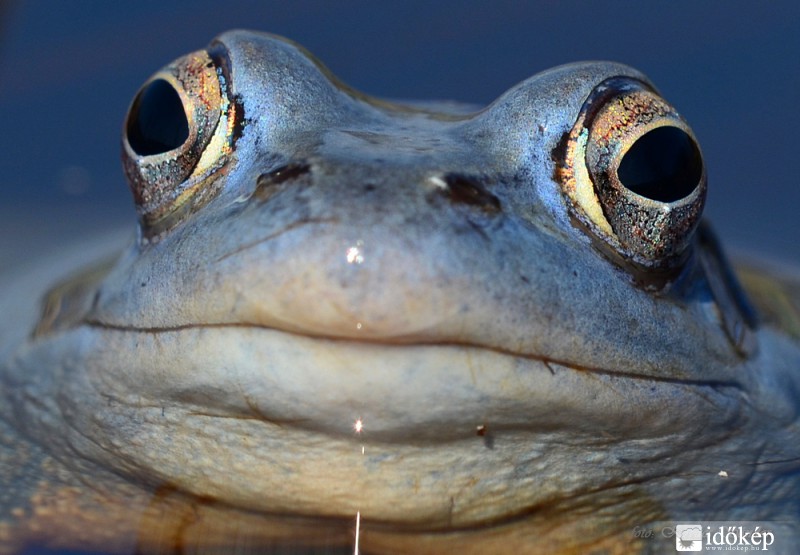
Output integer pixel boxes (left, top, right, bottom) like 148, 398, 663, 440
632, 521, 778, 551
675, 524, 703, 551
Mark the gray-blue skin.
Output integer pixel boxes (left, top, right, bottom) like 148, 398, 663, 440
0, 30, 798, 553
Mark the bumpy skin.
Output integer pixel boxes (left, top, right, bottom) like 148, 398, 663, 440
1, 31, 799, 553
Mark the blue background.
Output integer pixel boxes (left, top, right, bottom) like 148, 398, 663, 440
1, 1, 798, 263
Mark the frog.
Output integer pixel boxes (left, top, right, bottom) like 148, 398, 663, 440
1, 30, 798, 554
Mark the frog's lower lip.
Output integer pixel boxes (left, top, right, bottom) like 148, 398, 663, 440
85, 321, 740, 442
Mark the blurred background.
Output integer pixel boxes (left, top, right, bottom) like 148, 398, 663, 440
1, 1, 798, 267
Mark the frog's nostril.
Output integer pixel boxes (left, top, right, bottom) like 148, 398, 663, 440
440, 173, 501, 213
254, 162, 312, 201
617, 126, 702, 203
126, 79, 189, 156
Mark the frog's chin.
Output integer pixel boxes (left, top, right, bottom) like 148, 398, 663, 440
6, 323, 743, 526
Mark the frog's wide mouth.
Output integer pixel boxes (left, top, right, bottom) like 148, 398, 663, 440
80, 318, 743, 444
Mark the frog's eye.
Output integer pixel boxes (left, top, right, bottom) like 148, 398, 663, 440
556, 77, 706, 274
122, 49, 238, 240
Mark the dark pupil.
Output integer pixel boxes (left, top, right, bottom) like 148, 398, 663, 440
126, 79, 189, 156
617, 126, 702, 203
